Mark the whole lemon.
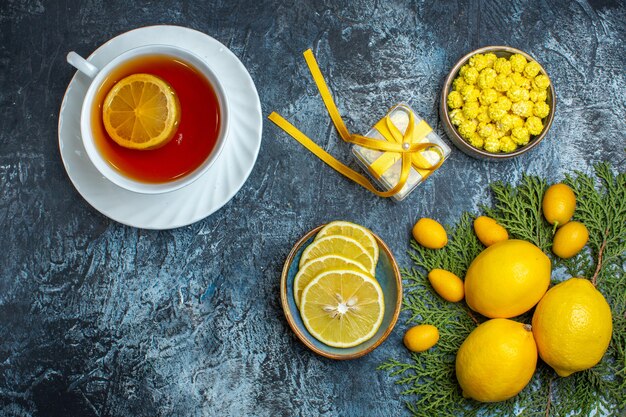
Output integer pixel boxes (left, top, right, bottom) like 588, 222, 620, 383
473, 216, 509, 247
532, 278, 612, 377
552, 221, 589, 259
428, 269, 464, 302
412, 218, 448, 249
465, 240, 551, 318
456, 319, 537, 402
404, 324, 440, 352
542, 183, 576, 228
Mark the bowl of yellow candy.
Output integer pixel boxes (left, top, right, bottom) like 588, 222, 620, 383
440, 46, 556, 160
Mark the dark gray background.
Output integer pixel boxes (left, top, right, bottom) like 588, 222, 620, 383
1, 1, 624, 416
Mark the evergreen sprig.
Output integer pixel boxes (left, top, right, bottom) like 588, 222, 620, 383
379, 163, 626, 416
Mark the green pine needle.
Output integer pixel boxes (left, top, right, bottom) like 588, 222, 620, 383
379, 162, 626, 416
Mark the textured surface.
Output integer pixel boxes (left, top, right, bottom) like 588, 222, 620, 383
0, 1, 624, 416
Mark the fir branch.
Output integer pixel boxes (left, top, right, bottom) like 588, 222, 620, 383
564, 163, 626, 286
483, 174, 552, 252
382, 162, 626, 417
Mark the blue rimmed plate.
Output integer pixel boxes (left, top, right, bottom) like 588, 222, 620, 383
281, 224, 402, 360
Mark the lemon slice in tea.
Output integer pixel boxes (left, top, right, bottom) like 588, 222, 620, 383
316, 221, 379, 265
300, 269, 385, 348
299, 235, 375, 275
293, 255, 368, 308
102, 73, 181, 150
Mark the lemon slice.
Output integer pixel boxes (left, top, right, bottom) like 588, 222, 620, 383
299, 235, 375, 275
102, 73, 181, 150
316, 221, 379, 265
300, 269, 385, 348
293, 255, 368, 308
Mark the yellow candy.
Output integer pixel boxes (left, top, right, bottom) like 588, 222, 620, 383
494, 127, 507, 138
459, 120, 478, 138
499, 136, 518, 152
497, 95, 512, 111
450, 109, 465, 126
524, 61, 541, 78
494, 74, 513, 92
477, 68, 497, 89
533, 75, 550, 90
476, 105, 492, 123
510, 72, 531, 89
494, 57, 512, 75
478, 122, 496, 138
510, 54, 527, 73
448, 91, 464, 109
497, 114, 516, 133
461, 85, 481, 102
480, 88, 498, 105
469, 54, 489, 71
507, 87, 529, 103
533, 101, 550, 118
463, 101, 480, 119
484, 136, 501, 153
512, 100, 534, 118
468, 133, 484, 148
529, 89, 548, 103
525, 116, 544, 135
453, 77, 467, 92
512, 127, 531, 145
511, 115, 525, 128
484, 53, 497, 68
462, 66, 479, 85
489, 103, 508, 122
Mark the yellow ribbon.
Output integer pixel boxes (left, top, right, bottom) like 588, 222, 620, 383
268, 49, 444, 198
369, 116, 437, 180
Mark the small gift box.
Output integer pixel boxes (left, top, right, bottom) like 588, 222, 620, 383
352, 104, 451, 201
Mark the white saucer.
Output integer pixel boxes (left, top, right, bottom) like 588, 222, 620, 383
58, 25, 262, 229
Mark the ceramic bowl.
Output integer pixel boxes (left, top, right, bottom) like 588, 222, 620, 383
440, 45, 556, 160
281, 224, 402, 360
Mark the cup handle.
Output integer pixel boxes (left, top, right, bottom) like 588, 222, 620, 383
67, 51, 99, 79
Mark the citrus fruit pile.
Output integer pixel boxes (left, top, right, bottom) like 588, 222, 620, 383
295, 221, 384, 348
102, 73, 181, 150
405, 183, 613, 403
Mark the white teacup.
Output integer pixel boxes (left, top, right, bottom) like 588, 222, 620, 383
67, 45, 229, 194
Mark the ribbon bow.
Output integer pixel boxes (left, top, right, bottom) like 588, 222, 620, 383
269, 49, 444, 198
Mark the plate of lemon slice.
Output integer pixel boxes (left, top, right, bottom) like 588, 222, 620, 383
281, 221, 402, 360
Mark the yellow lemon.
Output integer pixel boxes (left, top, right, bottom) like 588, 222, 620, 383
293, 255, 367, 308
300, 269, 384, 348
315, 221, 379, 265
473, 216, 508, 247
299, 235, 375, 275
552, 221, 589, 259
532, 278, 613, 377
412, 218, 448, 249
428, 269, 464, 302
464, 240, 551, 318
103, 73, 181, 149
456, 319, 537, 402
404, 325, 440, 352
542, 183, 576, 228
